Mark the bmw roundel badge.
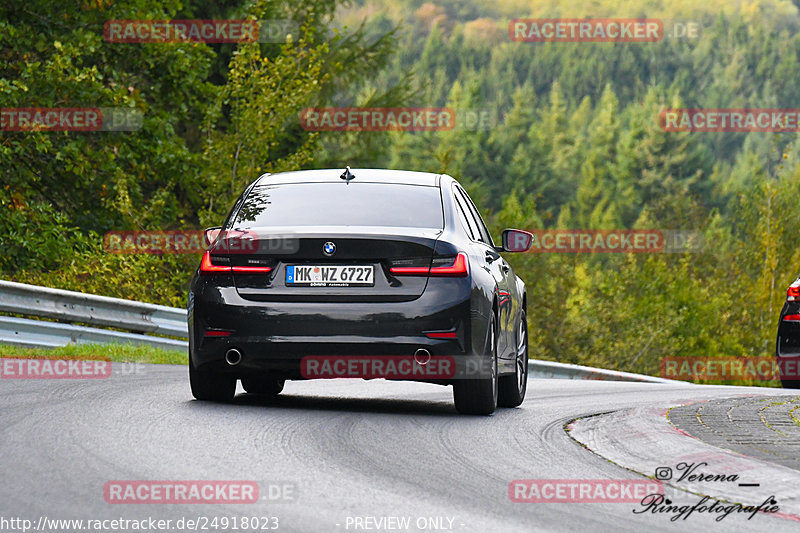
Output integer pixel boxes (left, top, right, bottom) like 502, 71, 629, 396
323, 241, 336, 256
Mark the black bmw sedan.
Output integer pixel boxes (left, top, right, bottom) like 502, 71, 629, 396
188, 168, 533, 414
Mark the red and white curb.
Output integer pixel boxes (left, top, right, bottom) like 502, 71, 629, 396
567, 402, 800, 521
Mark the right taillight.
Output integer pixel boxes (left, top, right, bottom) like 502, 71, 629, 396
429, 252, 469, 277
788, 282, 800, 301
390, 253, 469, 277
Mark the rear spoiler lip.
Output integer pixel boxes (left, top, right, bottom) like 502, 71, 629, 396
217, 225, 443, 239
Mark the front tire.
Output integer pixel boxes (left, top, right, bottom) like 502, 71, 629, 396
453, 315, 498, 415
499, 309, 528, 407
189, 358, 236, 402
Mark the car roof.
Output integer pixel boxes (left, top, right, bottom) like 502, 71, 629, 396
254, 168, 443, 187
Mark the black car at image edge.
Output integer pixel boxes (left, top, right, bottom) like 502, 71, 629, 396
188, 168, 533, 414
776, 276, 800, 388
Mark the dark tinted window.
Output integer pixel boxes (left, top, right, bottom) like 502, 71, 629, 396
452, 190, 478, 239
233, 183, 443, 228
458, 187, 493, 246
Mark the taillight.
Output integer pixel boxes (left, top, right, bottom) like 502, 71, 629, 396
199, 252, 271, 274
204, 329, 232, 337
231, 266, 271, 273
389, 265, 430, 275
788, 282, 800, 301
425, 331, 457, 339
200, 251, 230, 273
389, 252, 469, 277
783, 314, 800, 322
388, 256, 430, 275
430, 252, 469, 277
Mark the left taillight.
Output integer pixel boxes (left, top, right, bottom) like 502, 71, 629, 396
204, 329, 232, 337
199, 251, 271, 274
788, 281, 800, 301
200, 251, 230, 274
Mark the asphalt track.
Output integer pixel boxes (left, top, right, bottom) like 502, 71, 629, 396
1, 362, 800, 533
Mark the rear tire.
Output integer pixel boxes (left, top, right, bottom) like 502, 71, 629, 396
453, 316, 498, 415
776, 338, 800, 388
189, 358, 236, 402
499, 310, 528, 407
242, 377, 285, 396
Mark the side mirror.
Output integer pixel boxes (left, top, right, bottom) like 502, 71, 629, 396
203, 227, 222, 247
501, 229, 534, 252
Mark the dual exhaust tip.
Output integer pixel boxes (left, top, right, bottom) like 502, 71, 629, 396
225, 347, 431, 367
414, 348, 431, 365
225, 348, 242, 366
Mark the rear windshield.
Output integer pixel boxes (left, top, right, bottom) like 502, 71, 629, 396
233, 182, 444, 228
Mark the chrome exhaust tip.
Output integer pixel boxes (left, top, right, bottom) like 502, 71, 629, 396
225, 348, 242, 366
413, 348, 431, 365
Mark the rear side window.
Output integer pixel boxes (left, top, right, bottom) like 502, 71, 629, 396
452, 191, 478, 239
233, 183, 444, 228
458, 187, 493, 246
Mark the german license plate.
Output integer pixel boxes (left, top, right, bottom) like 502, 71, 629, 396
285, 265, 374, 287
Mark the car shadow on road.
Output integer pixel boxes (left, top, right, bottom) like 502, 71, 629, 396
195, 392, 461, 416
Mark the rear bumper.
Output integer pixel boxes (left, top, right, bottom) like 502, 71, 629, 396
188, 276, 475, 380
777, 305, 800, 356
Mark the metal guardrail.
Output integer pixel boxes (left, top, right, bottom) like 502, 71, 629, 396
0, 280, 673, 382
0, 280, 187, 350
0, 316, 187, 351
528, 359, 678, 383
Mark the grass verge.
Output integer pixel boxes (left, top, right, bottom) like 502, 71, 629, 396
0, 343, 186, 365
